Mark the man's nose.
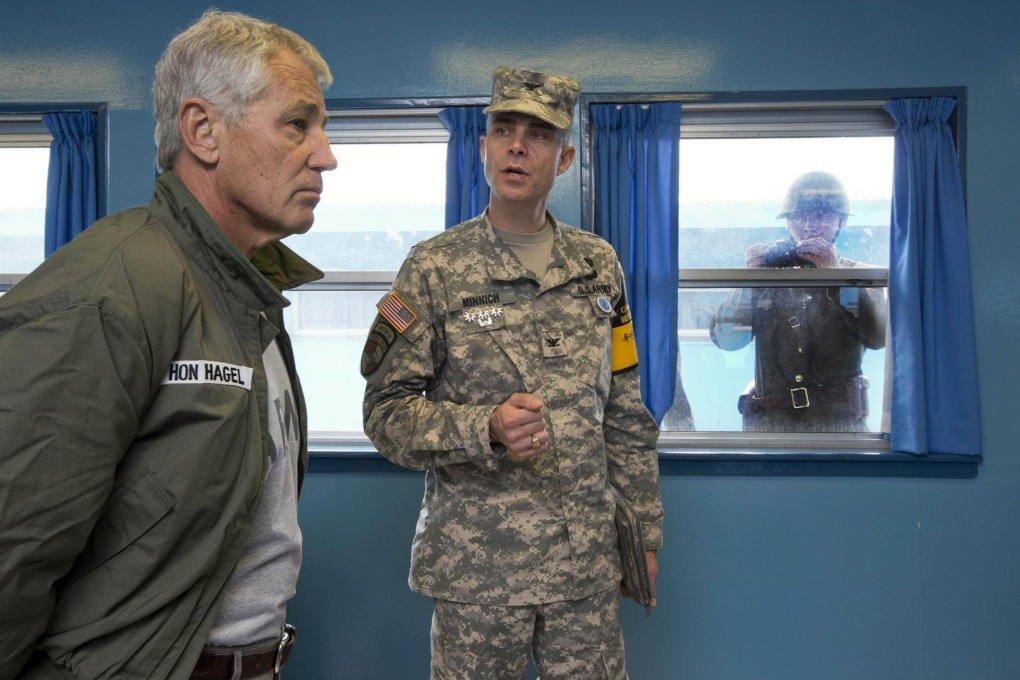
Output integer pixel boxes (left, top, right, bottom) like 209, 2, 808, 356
506, 133, 527, 155
310, 129, 338, 171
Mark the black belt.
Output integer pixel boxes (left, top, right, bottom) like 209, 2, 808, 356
741, 383, 865, 413
192, 624, 295, 680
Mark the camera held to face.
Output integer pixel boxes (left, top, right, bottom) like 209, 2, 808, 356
762, 239, 812, 268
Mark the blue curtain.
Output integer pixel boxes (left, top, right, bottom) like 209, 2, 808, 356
438, 107, 489, 228
591, 103, 682, 423
884, 97, 981, 455
42, 112, 98, 256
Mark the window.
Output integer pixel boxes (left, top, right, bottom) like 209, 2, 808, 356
668, 131, 893, 439
581, 94, 911, 451
0, 114, 51, 287
283, 104, 454, 440
1, 106, 105, 296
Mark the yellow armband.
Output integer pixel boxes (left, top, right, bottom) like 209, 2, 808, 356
610, 296, 638, 373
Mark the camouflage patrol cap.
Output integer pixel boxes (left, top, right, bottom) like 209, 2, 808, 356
483, 66, 581, 130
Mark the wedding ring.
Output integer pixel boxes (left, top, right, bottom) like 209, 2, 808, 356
530, 434, 541, 449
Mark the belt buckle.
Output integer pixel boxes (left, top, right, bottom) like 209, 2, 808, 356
790, 387, 810, 409
275, 624, 295, 675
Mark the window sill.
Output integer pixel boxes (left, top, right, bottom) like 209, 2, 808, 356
308, 437, 981, 478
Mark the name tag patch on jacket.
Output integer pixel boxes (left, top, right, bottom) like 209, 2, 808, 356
461, 292, 501, 308
162, 361, 253, 390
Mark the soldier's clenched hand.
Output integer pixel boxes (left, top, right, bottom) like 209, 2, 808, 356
489, 393, 547, 461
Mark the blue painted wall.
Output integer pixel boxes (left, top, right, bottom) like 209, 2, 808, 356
3, 1, 1019, 677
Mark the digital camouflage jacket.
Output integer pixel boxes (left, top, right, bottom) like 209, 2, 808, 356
362, 212, 663, 606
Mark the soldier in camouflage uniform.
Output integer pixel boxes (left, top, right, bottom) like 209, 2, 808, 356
361, 66, 663, 679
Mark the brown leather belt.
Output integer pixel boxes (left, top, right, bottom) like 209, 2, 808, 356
191, 624, 295, 680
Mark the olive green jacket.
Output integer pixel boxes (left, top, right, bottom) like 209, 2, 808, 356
0, 172, 321, 680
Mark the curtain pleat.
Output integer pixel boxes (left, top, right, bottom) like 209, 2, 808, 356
42, 112, 98, 256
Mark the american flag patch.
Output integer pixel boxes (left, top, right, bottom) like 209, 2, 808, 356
379, 292, 418, 333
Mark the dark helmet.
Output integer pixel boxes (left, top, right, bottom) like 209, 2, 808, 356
777, 171, 853, 219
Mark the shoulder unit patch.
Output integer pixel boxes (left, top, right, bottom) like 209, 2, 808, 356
361, 318, 398, 376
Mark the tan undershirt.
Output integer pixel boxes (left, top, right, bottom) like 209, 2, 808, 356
491, 221, 555, 279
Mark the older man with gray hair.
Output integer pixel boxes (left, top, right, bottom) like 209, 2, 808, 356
0, 10, 336, 680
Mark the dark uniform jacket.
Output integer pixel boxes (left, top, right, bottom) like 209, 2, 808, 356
710, 257, 887, 432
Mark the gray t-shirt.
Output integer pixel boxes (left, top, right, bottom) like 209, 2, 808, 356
207, 338, 302, 646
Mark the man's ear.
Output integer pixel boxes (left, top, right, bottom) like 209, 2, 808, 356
556, 145, 576, 176
178, 97, 221, 165
479, 135, 487, 165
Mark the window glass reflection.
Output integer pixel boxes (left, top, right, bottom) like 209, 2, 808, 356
678, 137, 892, 270
0, 147, 49, 273
283, 290, 382, 433
665, 135, 893, 435
662, 287, 888, 433
285, 142, 446, 272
